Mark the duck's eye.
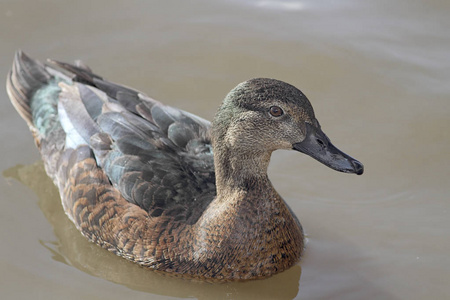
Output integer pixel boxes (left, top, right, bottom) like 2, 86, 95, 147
269, 106, 284, 117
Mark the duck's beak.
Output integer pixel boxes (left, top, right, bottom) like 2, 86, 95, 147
292, 123, 364, 175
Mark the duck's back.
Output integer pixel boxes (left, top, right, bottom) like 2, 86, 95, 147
7, 52, 218, 269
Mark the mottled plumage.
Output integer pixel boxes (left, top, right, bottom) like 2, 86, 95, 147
7, 51, 363, 281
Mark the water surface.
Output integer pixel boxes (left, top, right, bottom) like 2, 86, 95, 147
1, 1, 449, 299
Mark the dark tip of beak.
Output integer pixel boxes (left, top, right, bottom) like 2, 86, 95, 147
352, 160, 364, 175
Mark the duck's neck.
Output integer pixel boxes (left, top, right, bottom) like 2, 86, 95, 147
213, 144, 273, 196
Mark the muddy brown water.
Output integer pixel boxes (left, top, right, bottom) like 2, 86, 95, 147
1, 1, 449, 299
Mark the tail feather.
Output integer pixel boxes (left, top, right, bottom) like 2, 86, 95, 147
6, 50, 52, 127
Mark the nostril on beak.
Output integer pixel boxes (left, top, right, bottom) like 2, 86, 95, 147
316, 138, 326, 149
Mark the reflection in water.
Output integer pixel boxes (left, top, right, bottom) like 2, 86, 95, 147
4, 162, 301, 300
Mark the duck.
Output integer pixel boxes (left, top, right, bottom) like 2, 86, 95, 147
6, 51, 363, 281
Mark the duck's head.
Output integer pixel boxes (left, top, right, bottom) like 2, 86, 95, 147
212, 78, 363, 175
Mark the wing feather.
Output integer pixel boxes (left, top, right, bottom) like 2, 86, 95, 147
48, 62, 216, 221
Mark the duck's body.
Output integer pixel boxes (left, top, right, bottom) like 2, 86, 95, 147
6, 51, 363, 281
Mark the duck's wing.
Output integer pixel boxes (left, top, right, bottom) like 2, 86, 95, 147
57, 61, 216, 220
10, 52, 216, 223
